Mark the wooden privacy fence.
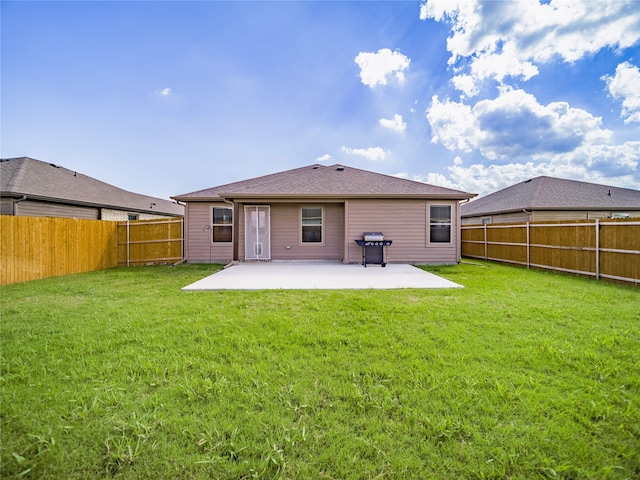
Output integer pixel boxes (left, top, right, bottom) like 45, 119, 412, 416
461, 218, 640, 284
117, 218, 183, 266
1, 215, 118, 285
1, 216, 184, 285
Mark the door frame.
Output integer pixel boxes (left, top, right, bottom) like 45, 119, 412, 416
244, 205, 271, 260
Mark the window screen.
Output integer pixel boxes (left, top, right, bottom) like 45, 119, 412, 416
212, 207, 233, 243
301, 207, 322, 243
430, 205, 451, 243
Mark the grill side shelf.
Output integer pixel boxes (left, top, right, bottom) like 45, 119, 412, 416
355, 240, 392, 247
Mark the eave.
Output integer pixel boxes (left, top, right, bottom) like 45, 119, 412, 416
461, 205, 640, 218
1, 191, 181, 217
172, 192, 477, 203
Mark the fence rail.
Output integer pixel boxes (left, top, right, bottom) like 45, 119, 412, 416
117, 219, 183, 266
461, 218, 640, 285
1, 215, 183, 285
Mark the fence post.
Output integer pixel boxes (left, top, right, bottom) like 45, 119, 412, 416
595, 219, 600, 281
181, 218, 185, 262
484, 223, 488, 260
126, 220, 130, 267
526, 222, 530, 269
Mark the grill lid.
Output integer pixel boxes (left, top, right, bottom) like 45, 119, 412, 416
363, 232, 384, 241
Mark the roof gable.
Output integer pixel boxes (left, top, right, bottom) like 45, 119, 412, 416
461, 176, 640, 217
173, 164, 475, 200
1, 157, 183, 216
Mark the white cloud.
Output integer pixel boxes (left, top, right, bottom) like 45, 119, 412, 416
451, 74, 478, 98
421, 0, 640, 94
560, 141, 639, 178
379, 114, 407, 132
397, 142, 640, 196
425, 95, 479, 152
316, 153, 332, 162
354, 48, 410, 88
156, 87, 172, 96
427, 88, 611, 160
421, 141, 640, 197
602, 62, 640, 123
416, 0, 640, 196
341, 146, 388, 161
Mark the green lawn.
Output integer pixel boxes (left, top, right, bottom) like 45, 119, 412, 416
1, 262, 639, 479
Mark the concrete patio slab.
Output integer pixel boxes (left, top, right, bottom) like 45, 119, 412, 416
182, 261, 463, 291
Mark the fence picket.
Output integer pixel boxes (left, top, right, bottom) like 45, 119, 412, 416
1, 215, 183, 285
462, 218, 639, 285
117, 219, 183, 266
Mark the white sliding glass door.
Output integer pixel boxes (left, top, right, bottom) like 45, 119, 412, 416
244, 206, 271, 260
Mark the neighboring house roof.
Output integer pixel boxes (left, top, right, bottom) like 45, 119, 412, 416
461, 176, 640, 217
172, 164, 476, 201
1, 157, 184, 216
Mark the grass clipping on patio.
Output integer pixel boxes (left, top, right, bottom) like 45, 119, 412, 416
1, 262, 639, 479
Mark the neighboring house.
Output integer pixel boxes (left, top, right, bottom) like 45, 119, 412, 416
171, 164, 476, 265
461, 176, 640, 225
1, 157, 184, 220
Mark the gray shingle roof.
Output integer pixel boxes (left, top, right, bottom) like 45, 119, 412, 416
1, 157, 184, 216
461, 176, 640, 217
172, 164, 476, 201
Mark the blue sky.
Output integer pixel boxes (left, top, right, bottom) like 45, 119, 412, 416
2, 0, 639, 200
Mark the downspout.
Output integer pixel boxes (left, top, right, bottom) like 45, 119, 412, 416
13, 195, 27, 215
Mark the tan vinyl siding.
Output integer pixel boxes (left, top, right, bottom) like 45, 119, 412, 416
1, 198, 14, 215
100, 209, 175, 221
463, 209, 640, 225
236, 203, 344, 261
270, 203, 344, 260
185, 202, 233, 263
531, 210, 640, 221
532, 211, 592, 221
183, 198, 465, 264
345, 199, 460, 264
463, 211, 531, 225
14, 200, 99, 220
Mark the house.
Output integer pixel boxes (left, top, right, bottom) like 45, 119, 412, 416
461, 176, 640, 225
1, 157, 184, 220
171, 164, 476, 265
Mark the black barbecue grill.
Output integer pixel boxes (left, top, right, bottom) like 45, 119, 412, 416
355, 232, 392, 267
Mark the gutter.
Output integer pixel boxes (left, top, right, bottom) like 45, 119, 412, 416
7, 193, 182, 217
13, 195, 27, 215
175, 193, 478, 203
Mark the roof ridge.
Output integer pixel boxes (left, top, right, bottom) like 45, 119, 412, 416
462, 175, 640, 217
333, 163, 472, 194
529, 176, 547, 208
1, 157, 183, 215
172, 163, 477, 200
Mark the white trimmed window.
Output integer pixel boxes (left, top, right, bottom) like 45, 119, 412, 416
429, 205, 451, 243
301, 206, 323, 243
212, 206, 233, 243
